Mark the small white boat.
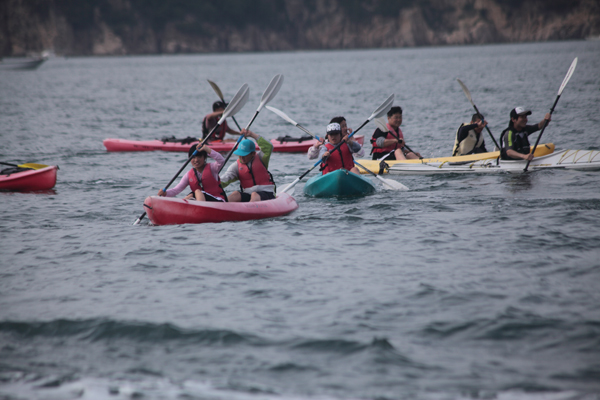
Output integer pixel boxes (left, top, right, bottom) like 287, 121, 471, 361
386, 149, 600, 175
0, 56, 47, 71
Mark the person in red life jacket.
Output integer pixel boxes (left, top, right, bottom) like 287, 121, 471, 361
220, 129, 276, 202
308, 122, 361, 175
158, 144, 227, 202
370, 106, 421, 160
308, 116, 364, 160
201, 101, 241, 142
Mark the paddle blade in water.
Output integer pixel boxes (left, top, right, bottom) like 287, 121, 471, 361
379, 176, 409, 191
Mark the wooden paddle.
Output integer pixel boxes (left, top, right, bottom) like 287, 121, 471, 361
456, 78, 500, 150
266, 106, 408, 191
524, 57, 578, 172
0, 161, 49, 170
279, 94, 396, 194
132, 83, 250, 225
217, 74, 284, 174
207, 79, 243, 131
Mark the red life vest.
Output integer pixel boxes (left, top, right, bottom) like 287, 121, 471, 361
203, 116, 229, 141
371, 123, 404, 155
187, 167, 227, 201
236, 157, 274, 190
321, 142, 355, 174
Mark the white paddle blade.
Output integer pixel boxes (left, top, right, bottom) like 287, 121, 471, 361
558, 57, 578, 96
373, 117, 389, 132
456, 78, 474, 105
369, 94, 395, 121
207, 79, 224, 100
218, 83, 249, 125
280, 178, 299, 194
257, 74, 284, 112
266, 105, 298, 126
378, 176, 409, 191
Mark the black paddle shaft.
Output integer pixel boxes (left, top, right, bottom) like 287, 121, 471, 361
523, 95, 559, 172
470, 103, 500, 150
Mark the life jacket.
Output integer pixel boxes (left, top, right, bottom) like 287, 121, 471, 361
500, 128, 530, 160
237, 157, 274, 191
321, 142, 355, 174
202, 116, 229, 141
370, 124, 403, 155
188, 167, 227, 201
452, 122, 485, 156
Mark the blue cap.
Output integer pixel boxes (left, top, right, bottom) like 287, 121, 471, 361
233, 139, 256, 156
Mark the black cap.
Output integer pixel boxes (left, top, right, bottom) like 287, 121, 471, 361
212, 101, 227, 111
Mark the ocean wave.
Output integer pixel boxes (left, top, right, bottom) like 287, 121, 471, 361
0, 319, 262, 346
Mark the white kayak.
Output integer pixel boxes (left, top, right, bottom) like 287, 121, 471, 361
386, 149, 600, 175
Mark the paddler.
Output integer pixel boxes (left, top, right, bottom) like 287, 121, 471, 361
307, 116, 364, 159
308, 122, 361, 175
500, 107, 551, 161
370, 106, 421, 160
452, 113, 489, 156
202, 101, 241, 142
220, 129, 276, 202
158, 144, 227, 202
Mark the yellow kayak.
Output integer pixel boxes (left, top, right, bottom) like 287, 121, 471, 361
356, 143, 555, 174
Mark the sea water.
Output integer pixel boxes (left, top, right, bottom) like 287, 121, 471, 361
1, 40, 599, 400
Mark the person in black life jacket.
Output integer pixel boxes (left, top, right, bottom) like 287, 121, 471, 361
452, 113, 489, 156
201, 101, 241, 142
370, 106, 421, 160
157, 144, 227, 202
220, 129, 276, 203
500, 107, 551, 161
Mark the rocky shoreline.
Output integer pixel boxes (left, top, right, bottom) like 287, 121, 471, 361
2, 0, 599, 57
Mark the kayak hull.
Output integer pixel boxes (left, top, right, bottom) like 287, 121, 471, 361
270, 135, 364, 153
103, 138, 236, 153
143, 193, 298, 226
303, 169, 375, 197
387, 149, 600, 174
104, 135, 364, 153
356, 143, 555, 174
0, 166, 58, 191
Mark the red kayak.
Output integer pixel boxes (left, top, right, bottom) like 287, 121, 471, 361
0, 166, 58, 191
104, 135, 364, 153
143, 193, 298, 225
269, 135, 364, 152
103, 138, 236, 153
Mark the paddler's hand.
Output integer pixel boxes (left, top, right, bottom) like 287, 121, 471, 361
158, 189, 166, 197
477, 120, 488, 129
241, 129, 258, 140
323, 151, 331, 159
540, 113, 551, 128
524, 153, 534, 161
200, 144, 210, 153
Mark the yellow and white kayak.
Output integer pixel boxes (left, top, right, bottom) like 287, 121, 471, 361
383, 149, 600, 175
355, 143, 555, 174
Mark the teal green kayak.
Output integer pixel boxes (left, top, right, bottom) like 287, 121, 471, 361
303, 169, 376, 197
